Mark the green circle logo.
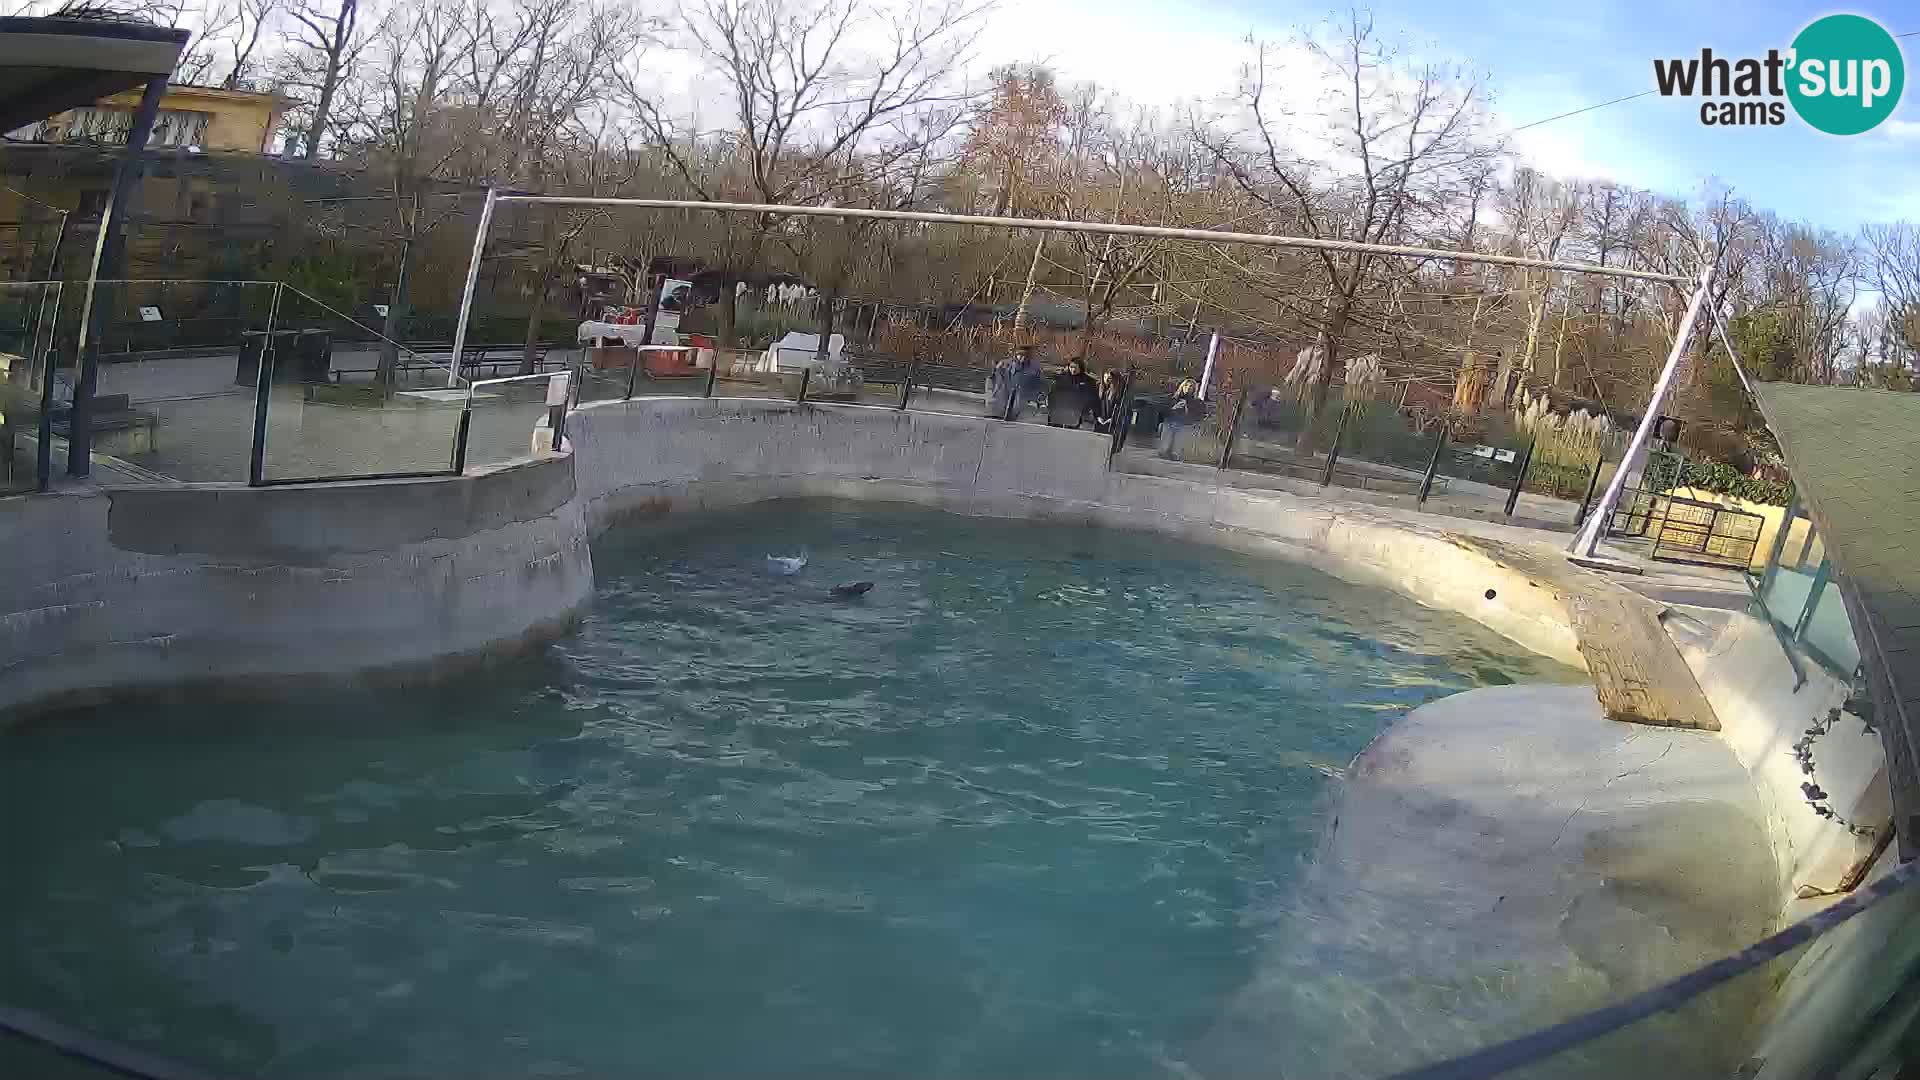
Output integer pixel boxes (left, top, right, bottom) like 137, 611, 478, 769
1787, 14, 1905, 135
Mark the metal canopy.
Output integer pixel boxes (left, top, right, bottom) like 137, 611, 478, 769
1751, 381, 1920, 860
0, 16, 187, 134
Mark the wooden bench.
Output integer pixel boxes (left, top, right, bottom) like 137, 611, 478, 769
329, 343, 567, 384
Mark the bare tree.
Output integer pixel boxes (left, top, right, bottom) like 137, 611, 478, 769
282, 0, 362, 157
1203, 9, 1500, 438
616, 0, 990, 348
176, 0, 280, 87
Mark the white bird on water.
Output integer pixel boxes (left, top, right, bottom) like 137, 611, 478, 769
765, 551, 809, 576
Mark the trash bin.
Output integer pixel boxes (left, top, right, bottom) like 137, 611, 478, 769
1129, 397, 1166, 439
266, 330, 300, 383
294, 329, 333, 382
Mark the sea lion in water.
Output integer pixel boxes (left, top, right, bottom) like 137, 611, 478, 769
829, 581, 875, 599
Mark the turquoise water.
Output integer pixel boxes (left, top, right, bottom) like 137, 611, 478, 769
0, 503, 1574, 1078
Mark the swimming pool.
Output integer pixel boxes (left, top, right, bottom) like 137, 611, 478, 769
0, 502, 1576, 1078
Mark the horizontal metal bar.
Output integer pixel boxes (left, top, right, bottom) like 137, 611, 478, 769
0, 278, 282, 288
253, 468, 457, 487
0, 1005, 232, 1080
493, 197, 1691, 285
1390, 856, 1920, 1080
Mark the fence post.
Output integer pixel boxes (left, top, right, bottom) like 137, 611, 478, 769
1002, 377, 1017, 421
547, 370, 570, 448
1107, 367, 1137, 462
898, 356, 917, 410
247, 282, 283, 486
1417, 424, 1449, 505
451, 407, 472, 474
1757, 489, 1799, 596
1503, 437, 1537, 518
1217, 388, 1247, 470
33, 284, 60, 492
1575, 452, 1606, 525
1318, 408, 1348, 487
796, 367, 811, 404
1792, 557, 1831, 641
703, 362, 717, 398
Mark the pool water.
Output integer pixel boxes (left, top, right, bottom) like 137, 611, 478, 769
0, 503, 1575, 1078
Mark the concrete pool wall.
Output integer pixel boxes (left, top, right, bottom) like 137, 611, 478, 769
565, 397, 1587, 670
0, 453, 593, 715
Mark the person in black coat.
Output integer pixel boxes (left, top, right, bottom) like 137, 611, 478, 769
1048, 357, 1099, 427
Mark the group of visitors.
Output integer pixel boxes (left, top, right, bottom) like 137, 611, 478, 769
984, 345, 1131, 433
982, 346, 1209, 461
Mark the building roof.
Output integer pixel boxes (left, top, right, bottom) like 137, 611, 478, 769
1750, 381, 1920, 858
0, 15, 187, 135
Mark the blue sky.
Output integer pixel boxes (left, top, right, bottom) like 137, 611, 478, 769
976, 0, 1920, 231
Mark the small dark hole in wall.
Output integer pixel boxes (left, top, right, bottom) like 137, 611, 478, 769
1484, 588, 1498, 600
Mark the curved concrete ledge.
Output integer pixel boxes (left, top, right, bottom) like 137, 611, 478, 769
1196, 684, 1777, 1078
0, 454, 594, 716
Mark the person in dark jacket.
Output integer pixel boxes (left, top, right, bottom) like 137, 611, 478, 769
1048, 358, 1099, 427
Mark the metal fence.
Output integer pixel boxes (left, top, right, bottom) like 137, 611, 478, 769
1115, 376, 1622, 530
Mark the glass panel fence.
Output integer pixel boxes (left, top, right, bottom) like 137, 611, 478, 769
257, 286, 463, 483
0, 282, 61, 493
460, 372, 562, 472
60, 280, 279, 484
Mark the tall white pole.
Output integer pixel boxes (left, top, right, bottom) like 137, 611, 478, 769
1569, 261, 1716, 559
1198, 331, 1220, 399
447, 187, 498, 388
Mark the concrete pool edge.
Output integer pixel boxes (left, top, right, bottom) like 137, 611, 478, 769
0, 453, 594, 718
568, 397, 1597, 671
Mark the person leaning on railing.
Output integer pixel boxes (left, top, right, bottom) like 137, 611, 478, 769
1158, 378, 1202, 460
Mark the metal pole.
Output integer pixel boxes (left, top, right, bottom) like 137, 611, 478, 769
627, 257, 663, 400
1319, 408, 1348, 487
70, 75, 168, 478
1758, 490, 1799, 596
1198, 331, 1220, 399
898, 356, 917, 409
1417, 424, 1449, 505
447, 187, 497, 388
248, 282, 282, 486
1217, 387, 1247, 470
703, 363, 717, 398
491, 196, 1691, 285
1568, 262, 1716, 559
1792, 557, 1831, 641
1108, 367, 1136, 461
451, 407, 471, 474
1575, 452, 1606, 524
1504, 437, 1537, 517
28, 210, 68, 365
796, 367, 811, 404
34, 282, 62, 492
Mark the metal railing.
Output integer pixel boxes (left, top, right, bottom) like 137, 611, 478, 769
4, 856, 1912, 1080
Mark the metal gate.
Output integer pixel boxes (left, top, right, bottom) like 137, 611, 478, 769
1610, 489, 1764, 569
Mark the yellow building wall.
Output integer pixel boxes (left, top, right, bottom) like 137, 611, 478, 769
90, 86, 284, 153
